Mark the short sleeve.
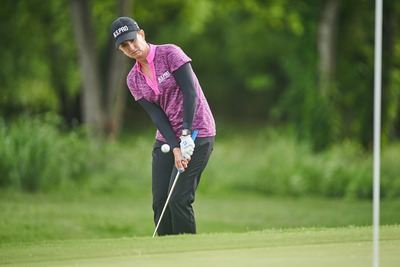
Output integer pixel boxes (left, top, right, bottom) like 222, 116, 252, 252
127, 75, 143, 101
167, 45, 192, 73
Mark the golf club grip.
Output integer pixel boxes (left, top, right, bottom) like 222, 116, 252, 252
178, 130, 198, 173
191, 130, 198, 140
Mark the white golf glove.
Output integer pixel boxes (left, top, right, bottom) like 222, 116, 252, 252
180, 135, 195, 159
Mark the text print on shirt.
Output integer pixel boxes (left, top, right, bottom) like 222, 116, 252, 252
157, 71, 171, 84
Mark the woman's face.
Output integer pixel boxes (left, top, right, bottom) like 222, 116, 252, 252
118, 30, 148, 60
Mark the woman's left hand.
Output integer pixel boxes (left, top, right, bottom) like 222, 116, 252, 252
172, 147, 190, 172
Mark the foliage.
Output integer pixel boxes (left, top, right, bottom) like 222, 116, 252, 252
0, 0, 400, 149
200, 126, 400, 200
1, 117, 399, 199
0, 1, 79, 118
0, 114, 102, 192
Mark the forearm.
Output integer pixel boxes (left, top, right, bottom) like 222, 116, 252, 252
173, 63, 198, 131
137, 99, 179, 148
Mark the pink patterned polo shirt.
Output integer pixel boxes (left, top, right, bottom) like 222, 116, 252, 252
127, 44, 216, 142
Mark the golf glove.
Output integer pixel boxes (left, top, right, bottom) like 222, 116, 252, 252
180, 135, 195, 159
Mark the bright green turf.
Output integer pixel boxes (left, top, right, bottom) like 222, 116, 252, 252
1, 225, 399, 267
1, 192, 399, 266
1, 192, 399, 243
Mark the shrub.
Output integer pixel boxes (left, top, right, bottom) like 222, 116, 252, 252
381, 144, 400, 198
201, 127, 400, 200
0, 114, 102, 192
2, 120, 399, 200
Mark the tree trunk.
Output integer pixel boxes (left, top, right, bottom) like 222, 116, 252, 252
318, 0, 340, 99
105, 0, 134, 140
69, 0, 105, 135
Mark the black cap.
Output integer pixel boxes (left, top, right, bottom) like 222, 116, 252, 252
110, 17, 140, 49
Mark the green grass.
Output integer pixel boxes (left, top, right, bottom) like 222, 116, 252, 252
0, 226, 399, 267
1, 191, 399, 243
1, 119, 400, 266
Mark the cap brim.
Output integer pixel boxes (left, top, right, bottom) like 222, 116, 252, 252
115, 31, 138, 49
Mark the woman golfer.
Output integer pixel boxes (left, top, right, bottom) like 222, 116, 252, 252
110, 17, 216, 236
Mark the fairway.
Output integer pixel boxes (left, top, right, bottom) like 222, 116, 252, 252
1, 225, 399, 267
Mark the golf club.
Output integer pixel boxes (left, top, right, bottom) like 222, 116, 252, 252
152, 130, 198, 238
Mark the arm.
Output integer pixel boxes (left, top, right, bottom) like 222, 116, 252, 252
137, 98, 179, 149
172, 62, 198, 133
138, 98, 189, 172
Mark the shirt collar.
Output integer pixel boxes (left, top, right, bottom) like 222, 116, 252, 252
134, 43, 155, 71
147, 44, 155, 63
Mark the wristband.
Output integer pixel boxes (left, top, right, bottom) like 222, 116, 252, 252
182, 129, 191, 136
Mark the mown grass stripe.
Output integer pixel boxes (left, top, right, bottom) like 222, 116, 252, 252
1, 225, 399, 266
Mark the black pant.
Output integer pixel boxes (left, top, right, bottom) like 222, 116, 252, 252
152, 136, 214, 236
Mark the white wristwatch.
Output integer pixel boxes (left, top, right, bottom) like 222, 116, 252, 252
182, 129, 191, 136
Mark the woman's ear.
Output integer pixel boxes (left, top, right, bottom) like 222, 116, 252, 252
138, 29, 145, 40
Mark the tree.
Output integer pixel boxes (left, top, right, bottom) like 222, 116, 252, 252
318, 0, 339, 98
104, 0, 133, 139
69, 0, 132, 138
70, 0, 105, 135
1, 0, 399, 148
382, 1, 400, 141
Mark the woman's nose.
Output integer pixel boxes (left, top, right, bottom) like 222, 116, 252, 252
128, 40, 135, 50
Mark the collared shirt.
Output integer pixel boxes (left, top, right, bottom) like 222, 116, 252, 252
127, 44, 216, 141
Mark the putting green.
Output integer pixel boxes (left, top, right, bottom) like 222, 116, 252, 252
1, 226, 399, 267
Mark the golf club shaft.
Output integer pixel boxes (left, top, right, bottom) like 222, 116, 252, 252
152, 170, 181, 238
152, 130, 198, 238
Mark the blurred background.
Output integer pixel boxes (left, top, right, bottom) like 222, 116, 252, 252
1, 0, 400, 200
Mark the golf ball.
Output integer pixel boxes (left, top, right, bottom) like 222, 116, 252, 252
161, 144, 170, 153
